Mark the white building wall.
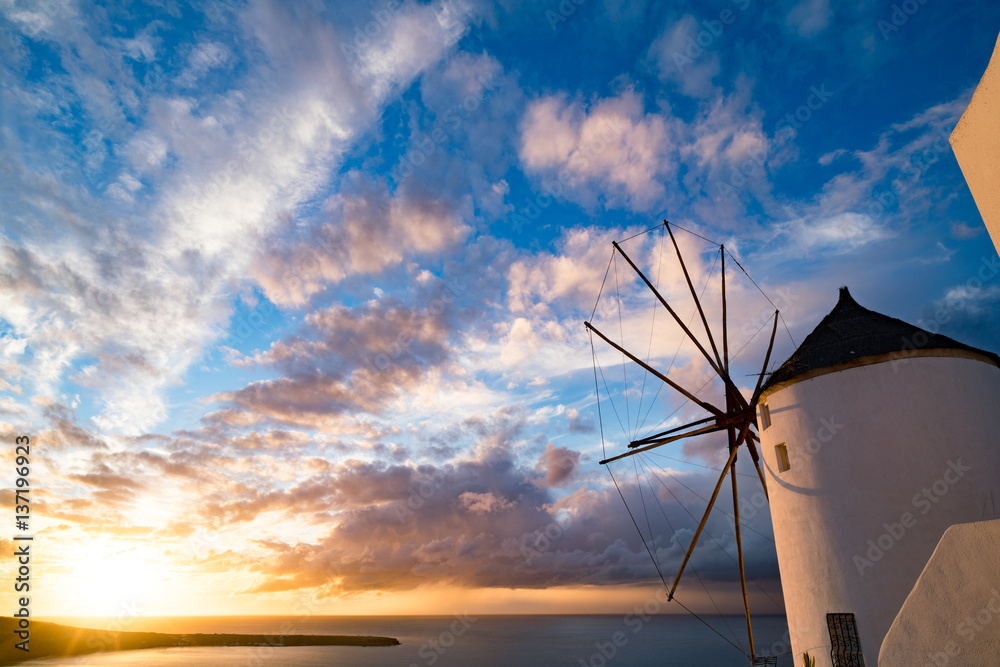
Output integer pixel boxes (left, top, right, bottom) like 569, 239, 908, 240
880, 519, 1000, 666
758, 354, 1000, 666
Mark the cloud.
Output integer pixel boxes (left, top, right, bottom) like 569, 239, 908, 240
251, 172, 469, 307
519, 91, 675, 212
37, 401, 108, 450
457, 490, 517, 513
507, 226, 621, 316
940, 284, 1000, 312
647, 15, 721, 98
769, 212, 893, 255
118, 24, 160, 62
268, 295, 454, 377
536, 443, 580, 487
216, 289, 466, 428
677, 81, 775, 215
950, 221, 985, 239
347, 0, 475, 103
923, 282, 1000, 351
566, 408, 594, 434
176, 41, 231, 86
818, 148, 848, 166
785, 0, 833, 37
684, 87, 769, 173
231, 445, 778, 597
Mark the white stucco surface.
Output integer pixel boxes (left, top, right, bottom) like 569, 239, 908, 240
950, 31, 1000, 256
879, 519, 1000, 667
758, 354, 1000, 667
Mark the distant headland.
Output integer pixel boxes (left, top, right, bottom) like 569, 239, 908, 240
0, 617, 399, 665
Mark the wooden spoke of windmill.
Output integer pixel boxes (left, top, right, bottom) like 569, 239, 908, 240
586, 221, 781, 664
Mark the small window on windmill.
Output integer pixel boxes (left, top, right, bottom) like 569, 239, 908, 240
827, 613, 865, 666
759, 402, 771, 430
775, 443, 790, 473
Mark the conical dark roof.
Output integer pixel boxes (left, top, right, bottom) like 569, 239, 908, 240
761, 287, 1000, 392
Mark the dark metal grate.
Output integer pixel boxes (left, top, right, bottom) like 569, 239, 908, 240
827, 613, 866, 667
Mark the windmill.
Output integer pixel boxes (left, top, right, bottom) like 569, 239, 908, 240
584, 220, 788, 666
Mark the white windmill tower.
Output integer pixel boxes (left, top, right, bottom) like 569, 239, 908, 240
756, 287, 1000, 666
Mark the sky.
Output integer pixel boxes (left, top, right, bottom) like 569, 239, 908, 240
0, 0, 999, 626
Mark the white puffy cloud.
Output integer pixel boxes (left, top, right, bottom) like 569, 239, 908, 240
506, 227, 617, 316
688, 108, 768, 172
519, 92, 675, 212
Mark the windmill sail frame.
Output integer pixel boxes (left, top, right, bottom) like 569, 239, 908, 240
586, 220, 783, 665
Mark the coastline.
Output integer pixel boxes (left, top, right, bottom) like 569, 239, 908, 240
0, 617, 398, 665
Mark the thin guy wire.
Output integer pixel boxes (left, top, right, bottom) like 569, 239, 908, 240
666, 220, 717, 245
595, 347, 628, 437
606, 465, 751, 659
634, 459, 744, 651
663, 222, 797, 355
636, 315, 769, 443
633, 227, 666, 435
591, 334, 608, 461
591, 251, 615, 322
634, 456, 663, 577
724, 247, 775, 310
644, 449, 758, 479
638, 454, 785, 612
635, 249, 718, 436
619, 223, 663, 243
778, 312, 798, 348
640, 453, 775, 544
613, 253, 632, 440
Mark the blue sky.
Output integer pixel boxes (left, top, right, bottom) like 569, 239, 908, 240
1, 0, 998, 622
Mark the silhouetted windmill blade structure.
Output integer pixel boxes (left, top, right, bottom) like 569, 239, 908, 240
585, 221, 783, 666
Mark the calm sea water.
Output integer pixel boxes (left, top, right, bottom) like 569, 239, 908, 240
32, 615, 793, 666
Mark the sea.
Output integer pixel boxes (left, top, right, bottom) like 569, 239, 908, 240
31, 615, 795, 666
